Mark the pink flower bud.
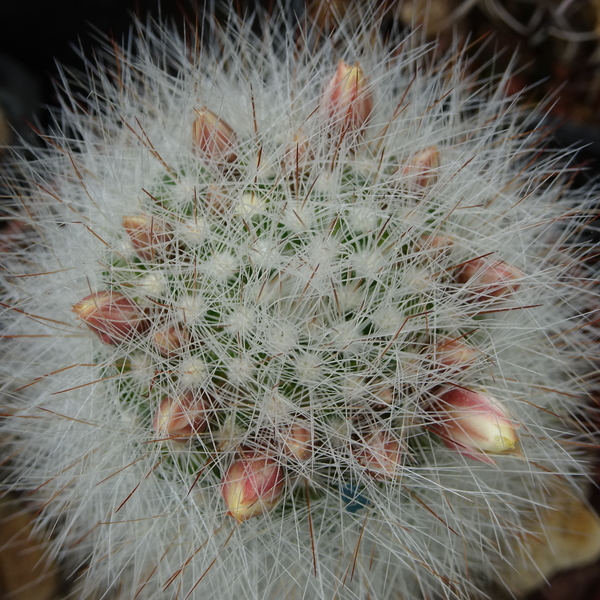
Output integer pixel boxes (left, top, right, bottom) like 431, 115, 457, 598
367, 384, 395, 409
222, 451, 285, 522
414, 234, 454, 256
153, 390, 210, 441
401, 146, 440, 190
355, 430, 402, 479
72, 291, 147, 345
428, 387, 518, 464
282, 421, 313, 461
205, 184, 230, 214
308, 0, 352, 30
192, 107, 237, 162
457, 258, 523, 299
152, 324, 190, 357
322, 60, 373, 132
282, 131, 313, 173
433, 337, 478, 369
122, 215, 172, 261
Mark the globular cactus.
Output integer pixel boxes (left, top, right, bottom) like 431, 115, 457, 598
1, 3, 598, 600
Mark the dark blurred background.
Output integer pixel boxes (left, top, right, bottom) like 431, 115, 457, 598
2, 0, 600, 157
0, 0, 182, 143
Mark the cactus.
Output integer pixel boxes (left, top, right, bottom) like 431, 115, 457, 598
1, 3, 598, 600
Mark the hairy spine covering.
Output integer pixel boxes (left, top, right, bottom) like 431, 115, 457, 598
1, 5, 598, 600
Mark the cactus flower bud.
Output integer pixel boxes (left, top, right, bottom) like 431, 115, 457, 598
428, 387, 518, 464
282, 421, 313, 461
282, 130, 313, 173
322, 60, 373, 131
205, 184, 230, 214
457, 258, 523, 299
122, 215, 172, 261
355, 430, 402, 479
153, 390, 210, 441
152, 324, 190, 357
415, 234, 454, 256
433, 337, 478, 369
367, 383, 395, 409
221, 451, 284, 522
192, 107, 237, 162
401, 146, 440, 190
72, 291, 147, 345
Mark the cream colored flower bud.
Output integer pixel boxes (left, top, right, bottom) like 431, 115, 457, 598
433, 337, 478, 369
428, 387, 519, 464
282, 130, 313, 173
414, 234, 454, 256
322, 60, 373, 131
72, 291, 147, 345
457, 258, 523, 299
401, 146, 440, 190
122, 215, 172, 261
205, 183, 230, 214
152, 324, 190, 357
153, 390, 210, 441
192, 107, 237, 162
308, 0, 352, 30
355, 430, 402, 479
221, 451, 284, 522
367, 383, 395, 409
282, 421, 313, 461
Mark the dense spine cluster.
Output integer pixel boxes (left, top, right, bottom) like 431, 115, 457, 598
1, 5, 598, 600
